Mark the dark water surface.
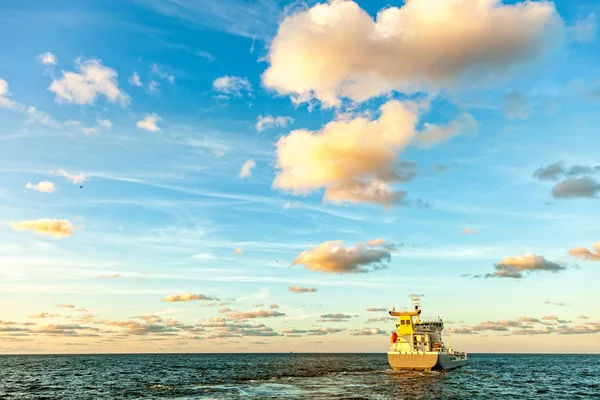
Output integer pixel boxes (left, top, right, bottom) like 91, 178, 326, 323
1, 353, 599, 399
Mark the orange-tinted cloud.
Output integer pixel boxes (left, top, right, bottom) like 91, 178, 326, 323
351, 328, 387, 336
462, 227, 476, 235
9, 219, 75, 238
162, 293, 219, 302
366, 307, 387, 312
233, 247, 243, 254
98, 274, 121, 279
273, 99, 472, 207
25, 181, 56, 193
226, 309, 286, 320
487, 253, 567, 278
262, 0, 562, 106
288, 285, 318, 293
569, 240, 600, 261
27, 312, 59, 319
293, 240, 391, 273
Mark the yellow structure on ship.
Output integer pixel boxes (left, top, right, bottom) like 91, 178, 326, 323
387, 297, 467, 371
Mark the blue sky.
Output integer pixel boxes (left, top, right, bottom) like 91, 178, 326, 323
1, 0, 600, 353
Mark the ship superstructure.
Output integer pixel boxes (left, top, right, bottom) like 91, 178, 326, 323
387, 297, 467, 371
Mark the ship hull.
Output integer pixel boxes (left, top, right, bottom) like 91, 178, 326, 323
387, 352, 467, 371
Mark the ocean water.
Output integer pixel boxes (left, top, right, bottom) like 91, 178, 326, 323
0, 353, 598, 399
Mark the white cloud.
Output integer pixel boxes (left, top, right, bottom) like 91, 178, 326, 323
37, 52, 57, 66
148, 80, 160, 95
25, 181, 56, 193
49, 58, 129, 106
129, 72, 142, 87
569, 13, 597, 43
256, 115, 294, 131
57, 169, 87, 184
151, 63, 175, 84
0, 79, 15, 108
213, 75, 252, 97
239, 160, 256, 178
197, 51, 215, 62
262, 0, 564, 106
137, 114, 162, 132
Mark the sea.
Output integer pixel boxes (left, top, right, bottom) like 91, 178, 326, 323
0, 353, 598, 399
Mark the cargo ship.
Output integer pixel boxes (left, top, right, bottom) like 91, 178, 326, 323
388, 297, 467, 371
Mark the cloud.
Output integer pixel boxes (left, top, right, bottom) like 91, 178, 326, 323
274, 100, 449, 207
151, 63, 175, 84
27, 312, 59, 319
57, 304, 75, 309
569, 240, 600, 261
98, 274, 121, 279
162, 293, 219, 302
502, 91, 532, 119
192, 253, 216, 261
366, 317, 393, 323
579, 315, 590, 320
269, 304, 279, 309
306, 327, 345, 336
472, 320, 521, 331
288, 286, 318, 293
533, 162, 565, 181
233, 247, 243, 254
262, 0, 563, 106
568, 13, 597, 43
0, 79, 16, 108
9, 219, 75, 238
447, 327, 476, 335
461, 227, 476, 235
283, 328, 307, 334
418, 113, 477, 148
239, 160, 256, 178
197, 51, 215, 62
25, 181, 56, 193
256, 115, 294, 131
218, 307, 232, 314
148, 80, 160, 95
551, 177, 600, 199
129, 72, 142, 87
320, 313, 353, 319
544, 301, 566, 307
49, 58, 128, 106
292, 240, 391, 273
57, 169, 87, 184
226, 309, 286, 320
137, 114, 162, 132
489, 253, 567, 278
37, 52, 57, 66
351, 328, 387, 336
366, 307, 387, 312
212, 75, 252, 97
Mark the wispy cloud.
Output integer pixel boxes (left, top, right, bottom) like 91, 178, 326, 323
239, 160, 255, 179
139, 0, 281, 40
213, 76, 252, 97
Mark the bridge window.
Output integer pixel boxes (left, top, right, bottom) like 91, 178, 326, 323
400, 320, 405, 325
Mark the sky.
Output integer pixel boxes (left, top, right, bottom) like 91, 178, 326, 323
1, 0, 600, 354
